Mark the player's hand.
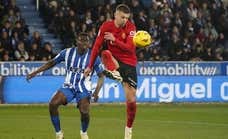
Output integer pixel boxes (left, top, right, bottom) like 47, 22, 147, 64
104, 32, 115, 42
84, 67, 91, 77
92, 93, 99, 102
26, 72, 37, 82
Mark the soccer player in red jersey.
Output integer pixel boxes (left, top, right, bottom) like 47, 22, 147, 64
84, 4, 137, 139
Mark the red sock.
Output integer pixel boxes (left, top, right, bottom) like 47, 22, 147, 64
126, 101, 136, 128
101, 50, 118, 71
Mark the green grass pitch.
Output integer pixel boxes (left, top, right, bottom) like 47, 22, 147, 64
0, 103, 228, 139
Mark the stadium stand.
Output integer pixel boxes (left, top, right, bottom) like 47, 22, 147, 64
0, 0, 62, 61
0, 0, 228, 61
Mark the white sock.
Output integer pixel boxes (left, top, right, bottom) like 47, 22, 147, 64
126, 127, 132, 132
80, 130, 87, 134
56, 131, 62, 135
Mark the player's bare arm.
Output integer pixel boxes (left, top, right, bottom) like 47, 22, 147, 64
92, 72, 104, 102
26, 60, 56, 81
84, 67, 92, 78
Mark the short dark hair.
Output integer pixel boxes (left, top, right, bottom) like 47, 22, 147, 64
116, 4, 130, 13
77, 32, 89, 41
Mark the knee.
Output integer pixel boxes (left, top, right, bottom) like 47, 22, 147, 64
79, 104, 90, 116
101, 50, 112, 57
125, 87, 136, 102
49, 100, 60, 109
81, 111, 89, 118
80, 107, 90, 115
126, 97, 136, 103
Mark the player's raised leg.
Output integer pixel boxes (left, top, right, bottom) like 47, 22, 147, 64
101, 50, 123, 82
78, 98, 90, 139
49, 91, 67, 139
123, 82, 137, 139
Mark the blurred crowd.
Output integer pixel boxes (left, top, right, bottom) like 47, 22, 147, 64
1, 0, 228, 61
0, 0, 55, 61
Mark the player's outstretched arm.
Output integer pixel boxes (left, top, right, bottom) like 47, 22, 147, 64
84, 67, 92, 78
92, 72, 104, 102
26, 60, 56, 82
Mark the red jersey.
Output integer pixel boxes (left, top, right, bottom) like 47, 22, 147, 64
88, 20, 137, 68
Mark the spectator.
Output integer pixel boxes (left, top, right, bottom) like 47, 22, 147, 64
63, 20, 77, 47
172, 12, 183, 29
159, 26, 170, 57
187, 1, 198, 20
184, 20, 195, 40
96, 14, 105, 29
214, 47, 224, 61
216, 33, 226, 48
168, 34, 181, 60
148, 19, 159, 40
2, 9, 17, 26
50, 10, 66, 38
131, 0, 143, 16
134, 10, 148, 30
148, 2, 160, 20
11, 21, 24, 39
200, 2, 210, 20
1, 30, 12, 54
105, 12, 112, 21
137, 50, 144, 61
195, 27, 206, 43
205, 33, 217, 49
2, 0, 228, 62
204, 21, 218, 39
84, 10, 93, 26
191, 38, 205, 61
29, 42, 41, 61
1, 20, 12, 36
7, 0, 20, 13
14, 41, 29, 61
150, 47, 161, 61
10, 31, 20, 50
2, 50, 13, 61
30, 31, 43, 47
203, 47, 215, 61
40, 42, 55, 61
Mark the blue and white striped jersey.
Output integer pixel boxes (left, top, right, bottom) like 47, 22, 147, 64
53, 47, 104, 92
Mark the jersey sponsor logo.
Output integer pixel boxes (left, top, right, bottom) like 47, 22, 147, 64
129, 31, 136, 37
69, 67, 84, 74
138, 63, 219, 76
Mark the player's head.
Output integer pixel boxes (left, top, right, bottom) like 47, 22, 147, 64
76, 32, 90, 51
114, 4, 130, 27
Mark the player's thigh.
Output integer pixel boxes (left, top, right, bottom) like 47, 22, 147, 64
118, 61, 137, 88
101, 50, 119, 69
118, 62, 137, 102
49, 91, 67, 105
51, 87, 75, 105
123, 82, 136, 102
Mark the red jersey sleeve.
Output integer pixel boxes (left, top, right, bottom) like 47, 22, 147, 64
88, 24, 105, 69
114, 23, 136, 52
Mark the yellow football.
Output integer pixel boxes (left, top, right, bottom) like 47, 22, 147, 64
133, 30, 152, 48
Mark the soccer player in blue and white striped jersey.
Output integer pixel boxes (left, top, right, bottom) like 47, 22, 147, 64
27, 33, 104, 139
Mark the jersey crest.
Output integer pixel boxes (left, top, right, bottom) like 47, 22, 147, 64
121, 32, 126, 39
